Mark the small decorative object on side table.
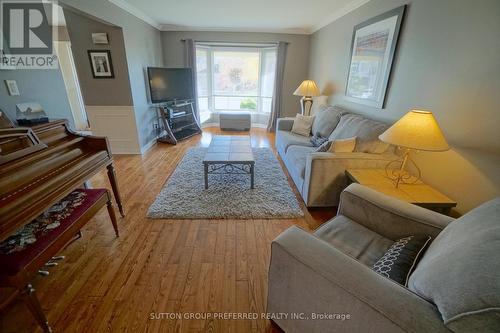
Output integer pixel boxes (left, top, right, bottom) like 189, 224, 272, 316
345, 169, 457, 215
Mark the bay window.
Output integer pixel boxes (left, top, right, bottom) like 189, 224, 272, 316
196, 44, 277, 123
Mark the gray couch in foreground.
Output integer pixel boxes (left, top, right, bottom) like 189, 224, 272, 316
267, 184, 500, 333
276, 105, 397, 207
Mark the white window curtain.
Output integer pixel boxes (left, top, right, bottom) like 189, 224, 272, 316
267, 41, 288, 131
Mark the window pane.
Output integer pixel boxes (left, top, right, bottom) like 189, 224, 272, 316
261, 97, 272, 113
261, 50, 277, 98
196, 48, 208, 96
198, 97, 209, 112
213, 51, 259, 96
214, 96, 257, 111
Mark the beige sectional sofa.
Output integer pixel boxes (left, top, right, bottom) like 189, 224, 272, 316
276, 105, 397, 207
267, 184, 500, 333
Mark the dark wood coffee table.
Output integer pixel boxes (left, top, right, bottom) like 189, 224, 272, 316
203, 135, 255, 189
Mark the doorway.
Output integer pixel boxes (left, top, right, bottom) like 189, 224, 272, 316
54, 40, 89, 131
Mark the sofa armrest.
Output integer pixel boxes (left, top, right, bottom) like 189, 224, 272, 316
267, 226, 449, 333
302, 152, 396, 207
338, 183, 454, 240
276, 117, 295, 132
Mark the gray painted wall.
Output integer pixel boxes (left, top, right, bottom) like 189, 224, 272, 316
308, 0, 500, 213
0, 68, 73, 127
161, 31, 310, 118
64, 10, 133, 106
0, 31, 74, 127
60, 0, 164, 149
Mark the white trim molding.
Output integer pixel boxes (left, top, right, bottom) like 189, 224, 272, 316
85, 105, 142, 154
311, 0, 372, 33
159, 24, 310, 35
107, 0, 161, 30
140, 138, 158, 154
107, 0, 372, 34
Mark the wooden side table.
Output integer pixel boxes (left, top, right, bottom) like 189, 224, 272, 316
345, 169, 457, 215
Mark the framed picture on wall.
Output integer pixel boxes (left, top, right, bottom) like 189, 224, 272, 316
4, 80, 20, 96
88, 50, 115, 79
345, 5, 406, 108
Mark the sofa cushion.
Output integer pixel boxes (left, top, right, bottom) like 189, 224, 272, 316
314, 215, 394, 267
311, 105, 342, 138
291, 114, 314, 137
276, 130, 314, 156
408, 198, 500, 332
329, 113, 390, 154
284, 145, 315, 179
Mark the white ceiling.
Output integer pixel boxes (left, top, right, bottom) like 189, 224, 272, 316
109, 0, 370, 34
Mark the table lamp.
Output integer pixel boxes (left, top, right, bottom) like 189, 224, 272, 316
379, 110, 449, 188
293, 80, 320, 116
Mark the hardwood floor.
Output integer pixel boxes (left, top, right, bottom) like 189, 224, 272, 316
1, 127, 334, 333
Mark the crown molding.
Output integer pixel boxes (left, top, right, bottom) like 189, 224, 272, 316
310, 0, 372, 33
159, 24, 310, 35
107, 0, 370, 35
108, 0, 161, 30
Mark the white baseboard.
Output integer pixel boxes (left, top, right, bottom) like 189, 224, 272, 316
252, 123, 268, 129
85, 105, 142, 155
141, 137, 158, 154
201, 122, 219, 128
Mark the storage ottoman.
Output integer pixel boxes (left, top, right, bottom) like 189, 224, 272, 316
219, 111, 251, 131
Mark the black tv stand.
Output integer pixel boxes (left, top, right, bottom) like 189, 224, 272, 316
156, 99, 202, 144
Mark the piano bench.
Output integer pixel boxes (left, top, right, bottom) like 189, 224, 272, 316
0, 188, 119, 333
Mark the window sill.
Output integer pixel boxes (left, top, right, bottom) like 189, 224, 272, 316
203, 110, 270, 115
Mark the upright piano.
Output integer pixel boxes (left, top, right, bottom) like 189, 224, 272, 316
0, 120, 124, 243
0, 119, 125, 332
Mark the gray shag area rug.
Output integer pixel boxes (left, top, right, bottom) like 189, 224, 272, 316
147, 147, 304, 219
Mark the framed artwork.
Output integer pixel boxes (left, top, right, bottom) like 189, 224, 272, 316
345, 5, 406, 108
4, 79, 20, 96
88, 50, 114, 79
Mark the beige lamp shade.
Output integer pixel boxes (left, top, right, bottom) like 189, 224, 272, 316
379, 110, 449, 151
293, 80, 320, 97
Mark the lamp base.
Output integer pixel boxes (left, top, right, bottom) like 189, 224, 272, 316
385, 149, 421, 188
300, 96, 314, 116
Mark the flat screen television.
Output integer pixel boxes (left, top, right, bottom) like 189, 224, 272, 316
147, 67, 194, 103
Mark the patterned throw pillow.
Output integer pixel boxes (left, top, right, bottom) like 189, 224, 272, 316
315, 140, 332, 152
310, 134, 328, 147
372, 235, 432, 286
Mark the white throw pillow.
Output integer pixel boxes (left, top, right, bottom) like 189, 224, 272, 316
291, 114, 314, 137
328, 137, 356, 153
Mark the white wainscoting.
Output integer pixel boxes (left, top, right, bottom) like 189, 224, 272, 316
85, 105, 142, 154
